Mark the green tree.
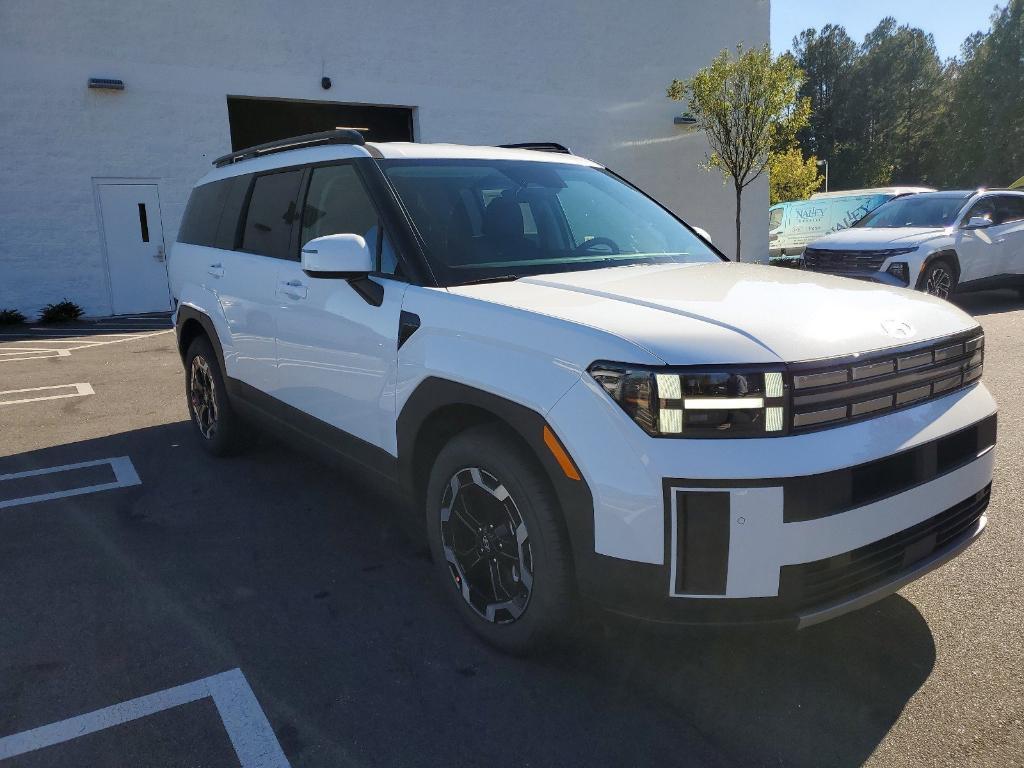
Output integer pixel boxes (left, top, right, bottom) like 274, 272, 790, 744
939, 0, 1024, 186
769, 147, 823, 204
668, 45, 810, 261
791, 18, 948, 189
847, 18, 945, 187
792, 24, 857, 181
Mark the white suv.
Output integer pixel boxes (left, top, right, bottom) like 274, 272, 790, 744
803, 189, 1024, 299
170, 130, 996, 652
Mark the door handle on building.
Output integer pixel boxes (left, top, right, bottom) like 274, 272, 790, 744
153, 244, 166, 262
207, 263, 224, 278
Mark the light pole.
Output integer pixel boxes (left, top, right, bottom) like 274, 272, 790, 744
817, 159, 829, 193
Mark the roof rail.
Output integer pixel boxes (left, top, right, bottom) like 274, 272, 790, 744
212, 128, 366, 168
498, 142, 572, 154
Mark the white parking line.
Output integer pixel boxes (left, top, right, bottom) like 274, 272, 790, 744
0, 329, 173, 362
0, 668, 290, 766
0, 456, 140, 509
29, 326, 167, 333
0, 383, 94, 406
63, 329, 173, 351
0, 349, 71, 363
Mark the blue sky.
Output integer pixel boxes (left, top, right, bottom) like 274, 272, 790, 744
771, 0, 999, 59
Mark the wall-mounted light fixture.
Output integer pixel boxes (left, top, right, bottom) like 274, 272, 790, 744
88, 78, 124, 90
321, 76, 332, 90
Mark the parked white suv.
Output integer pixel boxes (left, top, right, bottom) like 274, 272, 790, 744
802, 189, 1024, 299
170, 131, 996, 652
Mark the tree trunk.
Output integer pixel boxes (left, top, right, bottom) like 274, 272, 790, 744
734, 182, 743, 262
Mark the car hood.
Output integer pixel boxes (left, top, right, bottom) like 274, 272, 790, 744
809, 226, 949, 248
446, 263, 978, 365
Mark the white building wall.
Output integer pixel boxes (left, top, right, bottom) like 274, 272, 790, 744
0, 0, 769, 318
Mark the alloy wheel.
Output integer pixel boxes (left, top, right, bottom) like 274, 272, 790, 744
440, 467, 533, 623
926, 266, 952, 299
189, 355, 219, 440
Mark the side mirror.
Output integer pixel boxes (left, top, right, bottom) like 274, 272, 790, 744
965, 216, 993, 230
301, 234, 373, 277
692, 226, 712, 244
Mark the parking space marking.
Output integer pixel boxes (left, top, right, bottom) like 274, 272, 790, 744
0, 329, 173, 362
0, 383, 94, 407
0, 456, 140, 509
0, 668, 290, 766
0, 349, 71, 363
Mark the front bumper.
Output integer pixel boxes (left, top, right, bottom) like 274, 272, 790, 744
804, 267, 908, 287
547, 379, 997, 628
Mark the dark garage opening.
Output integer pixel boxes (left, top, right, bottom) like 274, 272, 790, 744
227, 96, 414, 151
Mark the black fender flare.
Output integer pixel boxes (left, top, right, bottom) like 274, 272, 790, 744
917, 249, 961, 290
175, 305, 227, 375
396, 377, 595, 581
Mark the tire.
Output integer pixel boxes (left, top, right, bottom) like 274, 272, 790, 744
425, 424, 575, 654
184, 335, 244, 456
922, 259, 957, 300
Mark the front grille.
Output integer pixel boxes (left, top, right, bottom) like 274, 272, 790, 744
789, 331, 984, 432
779, 484, 990, 609
803, 247, 907, 274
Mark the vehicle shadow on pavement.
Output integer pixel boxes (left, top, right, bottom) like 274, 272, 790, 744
0, 422, 935, 768
557, 596, 934, 766
953, 289, 1022, 317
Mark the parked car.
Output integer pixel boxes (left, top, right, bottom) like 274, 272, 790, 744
170, 131, 996, 653
802, 189, 1024, 299
769, 187, 932, 260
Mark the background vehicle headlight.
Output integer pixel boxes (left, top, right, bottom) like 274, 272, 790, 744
588, 362, 787, 438
887, 262, 910, 284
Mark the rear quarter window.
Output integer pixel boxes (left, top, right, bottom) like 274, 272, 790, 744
178, 181, 230, 246
215, 174, 252, 250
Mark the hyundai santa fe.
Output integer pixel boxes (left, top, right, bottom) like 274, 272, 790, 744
169, 129, 996, 653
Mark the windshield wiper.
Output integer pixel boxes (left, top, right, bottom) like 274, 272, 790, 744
455, 275, 520, 286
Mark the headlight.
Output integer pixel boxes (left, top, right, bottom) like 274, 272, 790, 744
588, 362, 787, 438
887, 262, 910, 284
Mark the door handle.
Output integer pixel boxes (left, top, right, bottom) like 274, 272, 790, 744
153, 244, 166, 262
279, 279, 307, 300
207, 263, 224, 278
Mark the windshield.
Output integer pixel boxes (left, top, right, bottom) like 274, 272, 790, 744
379, 159, 721, 285
855, 193, 972, 229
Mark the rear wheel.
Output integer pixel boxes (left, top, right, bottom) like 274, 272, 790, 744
923, 260, 957, 299
425, 425, 575, 654
185, 336, 244, 456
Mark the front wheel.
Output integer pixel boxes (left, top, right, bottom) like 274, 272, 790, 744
185, 336, 245, 456
923, 260, 957, 299
425, 425, 575, 654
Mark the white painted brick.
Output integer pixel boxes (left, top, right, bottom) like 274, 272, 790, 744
0, 0, 769, 317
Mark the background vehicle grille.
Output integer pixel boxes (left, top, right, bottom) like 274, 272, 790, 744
779, 485, 990, 609
803, 247, 904, 273
789, 331, 984, 432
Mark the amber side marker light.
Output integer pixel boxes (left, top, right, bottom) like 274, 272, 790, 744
543, 426, 581, 481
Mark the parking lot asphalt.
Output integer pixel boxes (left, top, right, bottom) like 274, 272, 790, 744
0, 297, 1021, 768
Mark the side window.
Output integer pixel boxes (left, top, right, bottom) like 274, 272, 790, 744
769, 208, 784, 230
301, 164, 399, 275
178, 180, 230, 246
994, 195, 1024, 225
215, 174, 252, 250
966, 197, 996, 224
241, 170, 303, 259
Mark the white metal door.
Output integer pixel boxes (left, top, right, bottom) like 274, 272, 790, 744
98, 183, 172, 314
